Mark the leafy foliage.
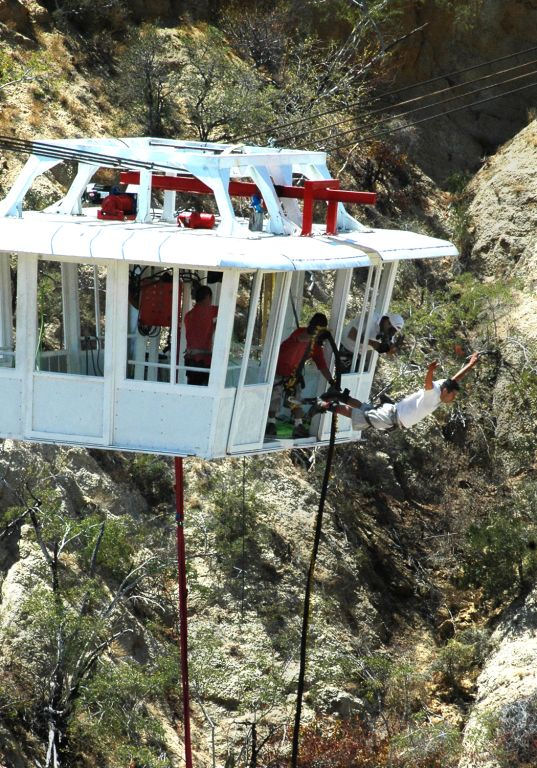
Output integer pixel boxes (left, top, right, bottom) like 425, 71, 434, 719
178, 29, 278, 142
116, 24, 182, 137
69, 656, 177, 767
432, 629, 489, 689
0, 49, 49, 98
493, 693, 537, 767
460, 484, 537, 601
48, 0, 128, 33
0, 455, 170, 767
392, 716, 462, 768
129, 454, 173, 507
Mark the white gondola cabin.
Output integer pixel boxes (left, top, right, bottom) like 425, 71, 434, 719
0, 138, 457, 458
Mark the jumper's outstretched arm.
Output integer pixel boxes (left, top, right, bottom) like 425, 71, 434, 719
452, 351, 480, 382
424, 360, 438, 390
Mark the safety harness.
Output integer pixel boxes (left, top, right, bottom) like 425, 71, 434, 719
282, 324, 328, 405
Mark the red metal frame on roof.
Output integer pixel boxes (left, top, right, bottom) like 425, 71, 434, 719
119, 171, 376, 236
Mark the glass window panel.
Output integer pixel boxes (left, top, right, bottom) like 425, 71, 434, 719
36, 260, 106, 376
341, 267, 369, 373
291, 269, 335, 399
226, 272, 285, 388
126, 267, 222, 386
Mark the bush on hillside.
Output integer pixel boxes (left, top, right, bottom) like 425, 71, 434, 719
459, 485, 537, 602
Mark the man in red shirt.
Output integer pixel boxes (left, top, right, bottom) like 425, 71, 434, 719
184, 285, 218, 385
266, 312, 335, 439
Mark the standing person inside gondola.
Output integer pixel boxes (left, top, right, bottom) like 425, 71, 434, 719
265, 313, 336, 439
184, 285, 218, 385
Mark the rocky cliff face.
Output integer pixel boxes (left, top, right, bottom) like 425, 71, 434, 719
459, 587, 537, 768
452, 119, 537, 767
467, 118, 537, 284
382, 0, 537, 183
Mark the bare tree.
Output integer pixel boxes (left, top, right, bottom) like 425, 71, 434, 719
178, 29, 277, 143
116, 24, 181, 137
0, 461, 162, 767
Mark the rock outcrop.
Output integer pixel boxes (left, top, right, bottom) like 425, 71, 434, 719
386, 0, 537, 182
459, 588, 537, 768
465, 116, 537, 352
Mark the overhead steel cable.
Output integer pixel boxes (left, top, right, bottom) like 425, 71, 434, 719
0, 136, 229, 173
318, 78, 537, 155
233, 44, 537, 145
378, 42, 537, 97
270, 56, 537, 147
1, 77, 536, 191
282, 63, 537, 149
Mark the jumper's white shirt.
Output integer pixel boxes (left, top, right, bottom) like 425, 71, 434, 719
396, 380, 443, 428
342, 313, 380, 353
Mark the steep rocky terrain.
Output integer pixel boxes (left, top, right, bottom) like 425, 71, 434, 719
1, 2, 537, 767
383, 0, 537, 182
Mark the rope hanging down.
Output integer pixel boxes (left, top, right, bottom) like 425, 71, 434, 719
291, 331, 342, 767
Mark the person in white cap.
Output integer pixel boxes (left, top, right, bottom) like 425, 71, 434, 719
341, 312, 405, 358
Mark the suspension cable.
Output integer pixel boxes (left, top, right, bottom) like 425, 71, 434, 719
267, 59, 537, 148
319, 77, 537, 155
269, 64, 537, 149
0, 136, 226, 174
233, 45, 537, 144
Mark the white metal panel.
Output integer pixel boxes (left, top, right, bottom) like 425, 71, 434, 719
0, 375, 22, 435
228, 385, 272, 451
31, 374, 105, 438
0, 216, 373, 271
211, 391, 236, 457
336, 228, 458, 260
0, 218, 457, 271
18, 253, 38, 438
113, 385, 215, 456
102, 260, 119, 446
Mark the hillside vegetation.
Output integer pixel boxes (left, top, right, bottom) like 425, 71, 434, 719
1, 2, 537, 767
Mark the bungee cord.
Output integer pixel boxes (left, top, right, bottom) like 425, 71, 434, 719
291, 331, 343, 767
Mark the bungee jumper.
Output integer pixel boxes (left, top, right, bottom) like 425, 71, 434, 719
317, 352, 481, 432
265, 313, 337, 439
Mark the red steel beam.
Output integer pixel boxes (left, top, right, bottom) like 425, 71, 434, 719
119, 171, 376, 205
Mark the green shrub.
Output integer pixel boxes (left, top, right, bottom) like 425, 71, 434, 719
460, 506, 537, 601
392, 716, 462, 768
489, 693, 537, 767
432, 629, 488, 690
130, 454, 173, 506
